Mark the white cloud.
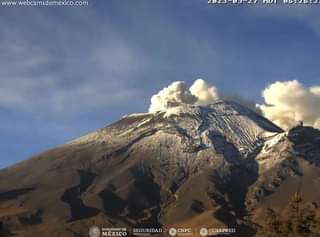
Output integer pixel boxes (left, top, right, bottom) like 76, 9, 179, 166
148, 79, 219, 113
0, 15, 144, 117
259, 80, 320, 130
190, 79, 219, 106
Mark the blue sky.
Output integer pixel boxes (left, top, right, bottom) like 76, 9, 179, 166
1, 1, 320, 168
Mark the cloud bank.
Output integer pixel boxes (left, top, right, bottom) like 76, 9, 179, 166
149, 79, 219, 113
259, 80, 320, 130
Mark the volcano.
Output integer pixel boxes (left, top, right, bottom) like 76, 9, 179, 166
1, 100, 320, 237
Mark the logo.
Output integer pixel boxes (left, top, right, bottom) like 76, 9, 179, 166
101, 228, 127, 236
168, 228, 192, 236
89, 226, 101, 237
169, 228, 177, 236
132, 228, 163, 235
199, 228, 208, 236
200, 227, 236, 236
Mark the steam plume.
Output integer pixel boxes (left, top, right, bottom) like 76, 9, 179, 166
259, 80, 320, 130
149, 79, 219, 113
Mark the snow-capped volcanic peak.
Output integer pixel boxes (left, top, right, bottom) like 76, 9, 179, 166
157, 101, 282, 153
71, 100, 282, 158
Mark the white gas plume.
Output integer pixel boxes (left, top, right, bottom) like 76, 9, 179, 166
259, 80, 320, 130
149, 79, 219, 113
190, 79, 220, 106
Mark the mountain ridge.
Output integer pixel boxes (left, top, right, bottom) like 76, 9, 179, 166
1, 100, 319, 237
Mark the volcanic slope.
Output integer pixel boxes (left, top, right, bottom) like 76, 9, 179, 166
3, 101, 319, 237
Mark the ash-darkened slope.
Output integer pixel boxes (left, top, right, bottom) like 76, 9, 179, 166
1, 101, 319, 237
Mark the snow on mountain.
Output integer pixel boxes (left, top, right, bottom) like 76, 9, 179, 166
2, 100, 320, 237
70, 100, 282, 158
